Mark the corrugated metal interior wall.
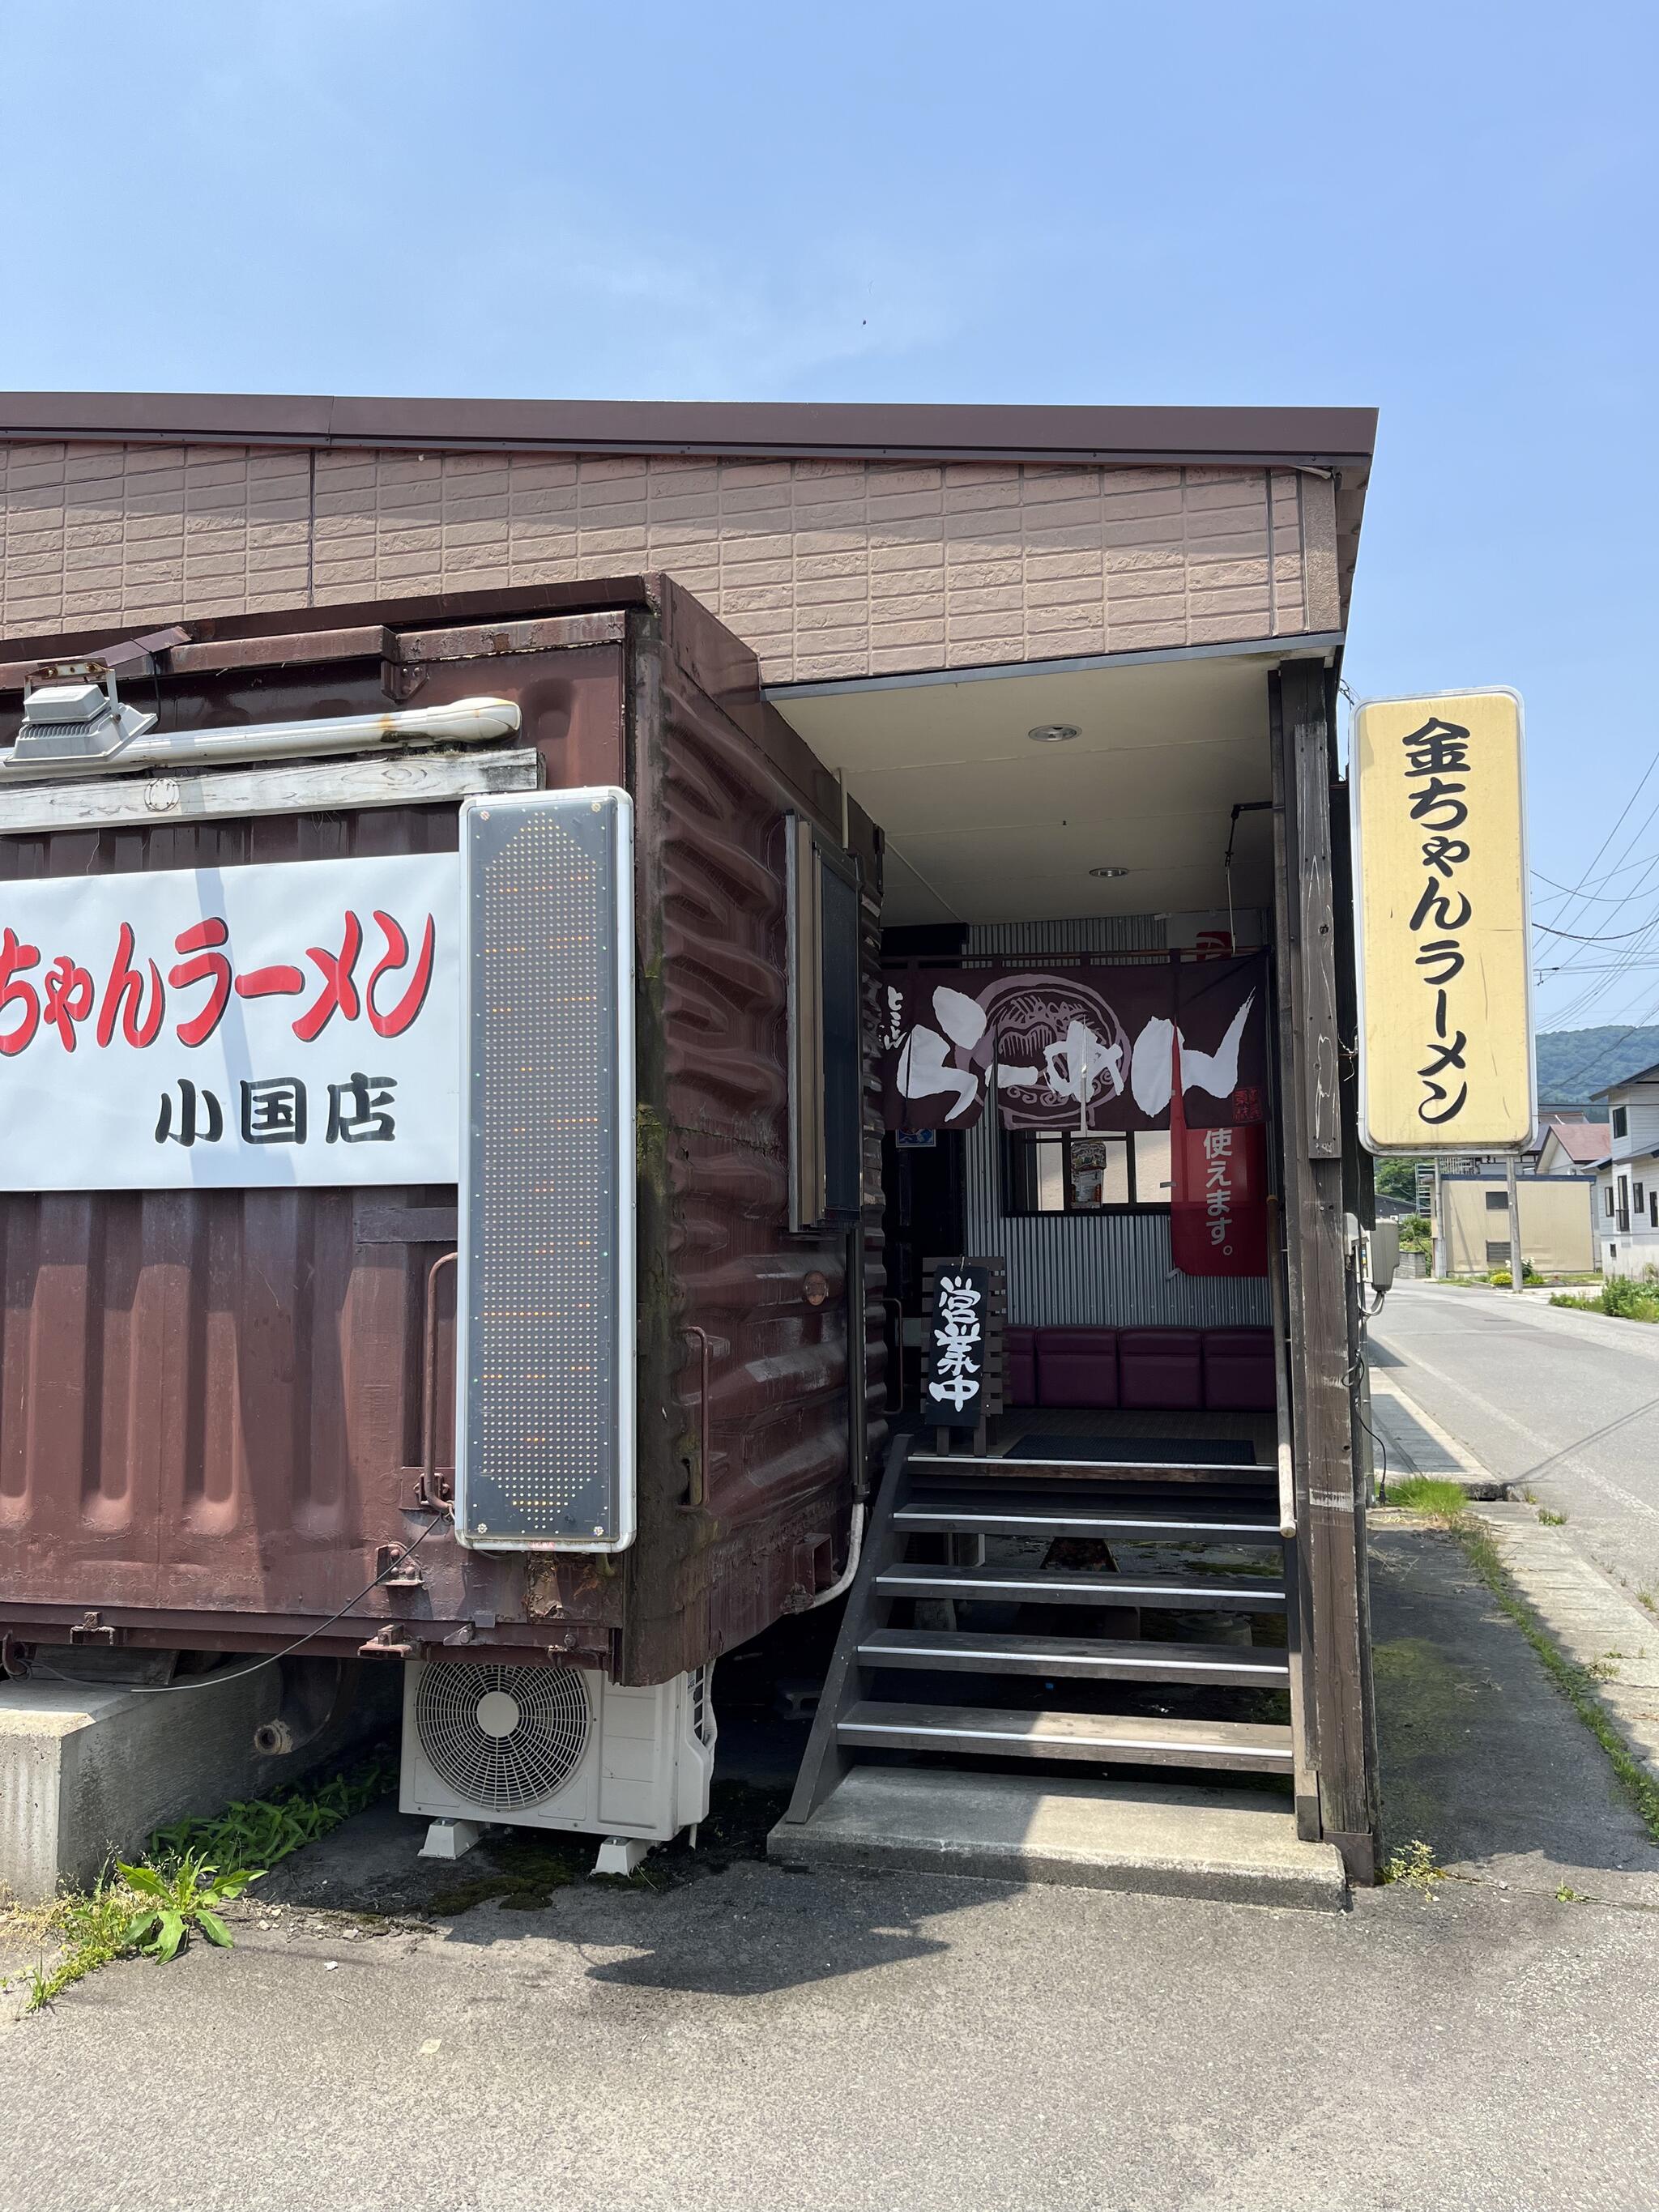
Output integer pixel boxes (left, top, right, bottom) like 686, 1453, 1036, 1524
960, 915, 1270, 1328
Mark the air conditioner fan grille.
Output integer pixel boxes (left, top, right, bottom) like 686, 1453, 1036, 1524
416, 1662, 591, 1810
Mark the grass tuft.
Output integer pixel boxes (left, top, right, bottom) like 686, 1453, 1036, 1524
8, 1747, 397, 2014
1550, 1276, 1659, 1323
1387, 1475, 1470, 1526
1537, 1508, 1567, 1527
147, 1749, 394, 1871
16, 1877, 138, 2011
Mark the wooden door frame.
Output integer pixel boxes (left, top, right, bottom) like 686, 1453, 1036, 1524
1269, 658, 1381, 1882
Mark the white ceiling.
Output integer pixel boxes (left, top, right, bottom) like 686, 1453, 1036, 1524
770, 645, 1316, 926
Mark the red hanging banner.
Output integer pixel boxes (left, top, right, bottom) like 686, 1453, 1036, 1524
1170, 1031, 1269, 1276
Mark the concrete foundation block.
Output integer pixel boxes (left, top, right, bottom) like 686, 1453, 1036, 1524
0, 1664, 394, 1904
419, 1818, 482, 1861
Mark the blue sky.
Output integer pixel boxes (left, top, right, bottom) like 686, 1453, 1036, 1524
6, 1, 1655, 1030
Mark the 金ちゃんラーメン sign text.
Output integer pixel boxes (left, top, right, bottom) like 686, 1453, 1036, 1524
1352, 689, 1532, 1154
0, 850, 458, 1189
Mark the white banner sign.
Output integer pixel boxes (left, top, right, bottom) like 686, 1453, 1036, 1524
0, 852, 459, 1190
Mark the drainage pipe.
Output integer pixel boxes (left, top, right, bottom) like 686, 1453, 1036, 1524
0, 696, 522, 782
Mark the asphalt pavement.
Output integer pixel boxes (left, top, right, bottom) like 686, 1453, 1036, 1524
7, 1513, 1659, 2212
1369, 1279, 1659, 1597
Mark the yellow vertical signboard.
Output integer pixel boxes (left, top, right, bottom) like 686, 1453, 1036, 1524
1352, 688, 1533, 1154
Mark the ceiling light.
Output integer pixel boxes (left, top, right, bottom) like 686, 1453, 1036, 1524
1089, 865, 1130, 879
1026, 723, 1080, 744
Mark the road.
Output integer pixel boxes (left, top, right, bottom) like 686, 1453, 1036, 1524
8, 1515, 1659, 2212
1369, 1280, 1659, 1596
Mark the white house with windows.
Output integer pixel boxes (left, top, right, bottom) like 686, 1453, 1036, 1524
1592, 1065, 1659, 1276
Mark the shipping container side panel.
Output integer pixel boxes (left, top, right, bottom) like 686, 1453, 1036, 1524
0, 653, 625, 1645
0, 599, 884, 1671
621, 637, 870, 1681
0, 629, 641, 1648
0, 808, 457, 1626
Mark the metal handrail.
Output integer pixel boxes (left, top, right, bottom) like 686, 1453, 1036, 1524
420, 1249, 458, 1506
681, 1324, 713, 1510
881, 1296, 906, 1417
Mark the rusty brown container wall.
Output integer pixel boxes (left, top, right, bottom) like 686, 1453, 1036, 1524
0, 579, 881, 1679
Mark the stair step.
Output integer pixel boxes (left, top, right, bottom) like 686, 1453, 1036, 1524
893, 1498, 1281, 1543
876, 1564, 1286, 1609
837, 1701, 1294, 1772
908, 1454, 1269, 1487
858, 1627, 1290, 1685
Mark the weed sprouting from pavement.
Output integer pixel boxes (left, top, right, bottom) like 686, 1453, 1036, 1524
1388, 1476, 1469, 1526
8, 1749, 397, 2014
1381, 1839, 1446, 1894
147, 1750, 395, 1870
1538, 1508, 1568, 1526
14, 1877, 136, 2011
121, 1853, 261, 1963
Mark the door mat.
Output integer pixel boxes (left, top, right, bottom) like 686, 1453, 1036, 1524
1004, 1434, 1256, 1465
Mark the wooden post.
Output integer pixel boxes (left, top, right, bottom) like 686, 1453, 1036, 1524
1270, 663, 1380, 1882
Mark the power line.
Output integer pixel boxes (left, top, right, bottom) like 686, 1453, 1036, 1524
1533, 912, 1659, 945
1538, 752, 1659, 935
1537, 961, 1659, 975
1537, 847, 1659, 1021
1532, 856, 1659, 904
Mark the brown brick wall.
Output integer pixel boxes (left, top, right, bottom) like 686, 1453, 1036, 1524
0, 442, 1340, 680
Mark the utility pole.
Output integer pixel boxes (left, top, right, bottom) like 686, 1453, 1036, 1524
1432, 1155, 1445, 1277
1506, 1152, 1525, 1295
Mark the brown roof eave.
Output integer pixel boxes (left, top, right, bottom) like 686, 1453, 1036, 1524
0, 572, 663, 674
0, 391, 1378, 472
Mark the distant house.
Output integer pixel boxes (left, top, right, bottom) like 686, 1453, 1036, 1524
1590, 1067, 1659, 1276
1373, 1191, 1418, 1220
1537, 1115, 1611, 1178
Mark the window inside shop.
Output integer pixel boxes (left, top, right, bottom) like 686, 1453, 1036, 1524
1003, 1128, 1173, 1215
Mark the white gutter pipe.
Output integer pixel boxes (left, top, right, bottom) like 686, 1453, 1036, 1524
0, 696, 522, 782
805, 1501, 867, 1610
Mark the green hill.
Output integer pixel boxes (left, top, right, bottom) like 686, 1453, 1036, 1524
1536, 1026, 1659, 1105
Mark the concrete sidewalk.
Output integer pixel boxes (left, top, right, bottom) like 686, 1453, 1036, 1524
7, 1512, 1659, 2212
1367, 1365, 1503, 1497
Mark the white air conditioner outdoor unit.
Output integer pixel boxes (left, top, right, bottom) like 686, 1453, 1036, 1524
399, 1660, 715, 1870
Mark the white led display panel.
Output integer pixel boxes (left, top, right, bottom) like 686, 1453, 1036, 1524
455, 788, 635, 1552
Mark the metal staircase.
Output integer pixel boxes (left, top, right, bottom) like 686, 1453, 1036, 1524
779, 1434, 1300, 1845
